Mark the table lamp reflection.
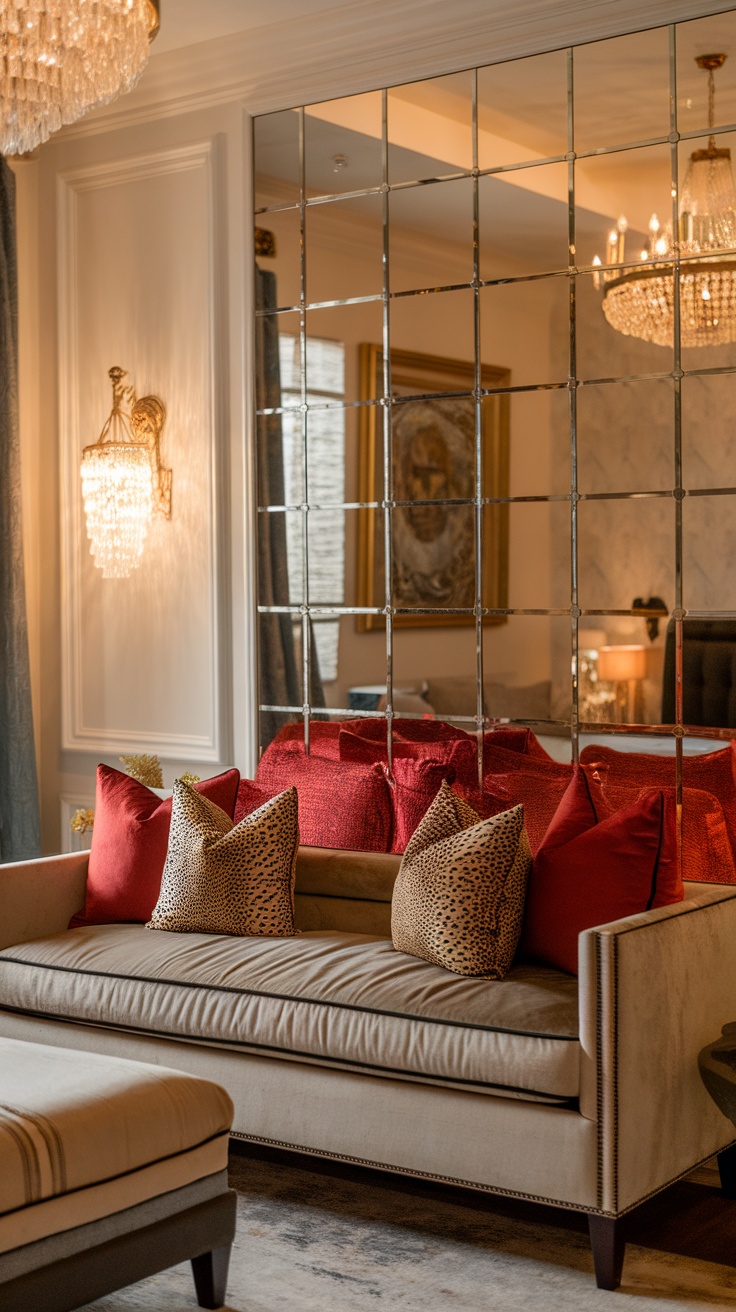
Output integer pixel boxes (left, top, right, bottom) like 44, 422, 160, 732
597, 645, 647, 723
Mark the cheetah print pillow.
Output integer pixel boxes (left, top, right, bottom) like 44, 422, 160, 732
146, 780, 299, 937
391, 781, 531, 978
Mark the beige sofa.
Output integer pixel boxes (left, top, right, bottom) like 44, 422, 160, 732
1, 847, 736, 1290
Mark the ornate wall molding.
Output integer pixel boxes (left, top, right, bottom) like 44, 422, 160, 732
58, 140, 228, 762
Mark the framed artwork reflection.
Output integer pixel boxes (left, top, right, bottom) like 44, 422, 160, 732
356, 344, 510, 631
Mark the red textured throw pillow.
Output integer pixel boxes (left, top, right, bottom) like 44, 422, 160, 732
340, 730, 479, 793
255, 750, 392, 851
388, 759, 455, 855
71, 765, 240, 927
484, 742, 573, 780
580, 742, 736, 870
484, 727, 553, 759
598, 780, 736, 886
387, 757, 511, 854
483, 768, 572, 854
521, 768, 681, 975
344, 718, 466, 746
261, 721, 342, 760
234, 778, 278, 825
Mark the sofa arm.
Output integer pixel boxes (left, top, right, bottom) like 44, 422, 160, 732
0, 852, 89, 950
579, 885, 736, 1214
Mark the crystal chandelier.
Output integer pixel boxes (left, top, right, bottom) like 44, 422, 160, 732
0, 0, 159, 156
593, 54, 736, 349
81, 366, 171, 579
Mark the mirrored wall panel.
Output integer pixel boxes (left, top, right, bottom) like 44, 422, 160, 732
254, 12, 736, 855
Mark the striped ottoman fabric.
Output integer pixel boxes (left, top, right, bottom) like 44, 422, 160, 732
0, 1039, 236, 1311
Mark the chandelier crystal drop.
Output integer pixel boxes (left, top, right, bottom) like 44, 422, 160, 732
594, 53, 736, 349
81, 366, 171, 580
0, 0, 159, 156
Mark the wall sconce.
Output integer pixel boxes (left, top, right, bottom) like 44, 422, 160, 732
598, 645, 647, 723
80, 366, 171, 579
632, 595, 668, 642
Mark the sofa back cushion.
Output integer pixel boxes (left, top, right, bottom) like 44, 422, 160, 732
71, 766, 240, 927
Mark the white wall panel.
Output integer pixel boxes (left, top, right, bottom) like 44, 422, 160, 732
59, 142, 226, 762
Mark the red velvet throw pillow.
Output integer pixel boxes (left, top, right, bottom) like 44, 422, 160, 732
520, 768, 682, 975
254, 750, 392, 851
71, 765, 240, 927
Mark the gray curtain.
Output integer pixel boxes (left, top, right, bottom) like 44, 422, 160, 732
256, 265, 324, 749
0, 158, 40, 861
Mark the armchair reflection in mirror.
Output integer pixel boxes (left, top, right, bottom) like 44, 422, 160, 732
662, 619, 736, 729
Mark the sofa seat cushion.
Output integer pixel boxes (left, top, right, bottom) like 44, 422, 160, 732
0, 1037, 232, 1254
0, 927, 580, 1105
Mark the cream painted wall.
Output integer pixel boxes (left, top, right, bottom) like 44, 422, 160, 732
25, 104, 253, 852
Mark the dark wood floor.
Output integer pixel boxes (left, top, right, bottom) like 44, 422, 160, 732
230, 1139, 736, 1272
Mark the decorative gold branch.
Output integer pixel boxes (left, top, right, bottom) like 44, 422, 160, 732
119, 754, 164, 788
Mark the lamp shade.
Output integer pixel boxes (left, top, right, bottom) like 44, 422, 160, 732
578, 628, 608, 651
598, 645, 647, 683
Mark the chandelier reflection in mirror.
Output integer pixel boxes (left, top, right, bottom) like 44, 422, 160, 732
0, 0, 159, 156
594, 53, 736, 348
81, 366, 171, 580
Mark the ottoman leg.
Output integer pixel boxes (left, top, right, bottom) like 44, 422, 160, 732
718, 1145, 736, 1199
191, 1244, 232, 1309
587, 1214, 625, 1290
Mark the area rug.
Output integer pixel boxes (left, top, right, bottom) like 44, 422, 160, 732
79, 1147, 736, 1311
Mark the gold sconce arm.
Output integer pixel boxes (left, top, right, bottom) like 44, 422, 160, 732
130, 392, 172, 519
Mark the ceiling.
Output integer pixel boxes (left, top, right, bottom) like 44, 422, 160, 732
152, 0, 357, 55
151, 0, 736, 66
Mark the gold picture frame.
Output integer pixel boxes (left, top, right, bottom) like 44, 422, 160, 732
356, 344, 510, 631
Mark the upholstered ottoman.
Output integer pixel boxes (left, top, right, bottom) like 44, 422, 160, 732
0, 1038, 236, 1312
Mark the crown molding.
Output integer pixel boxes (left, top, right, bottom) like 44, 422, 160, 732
55, 0, 736, 140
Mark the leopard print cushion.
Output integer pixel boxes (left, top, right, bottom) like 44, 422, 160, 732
146, 781, 299, 937
391, 781, 531, 979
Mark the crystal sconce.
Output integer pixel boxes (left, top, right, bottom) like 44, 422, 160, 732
81, 366, 171, 580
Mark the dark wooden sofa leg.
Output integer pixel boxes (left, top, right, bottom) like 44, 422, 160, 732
588, 1215, 625, 1291
718, 1145, 736, 1199
191, 1244, 232, 1309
